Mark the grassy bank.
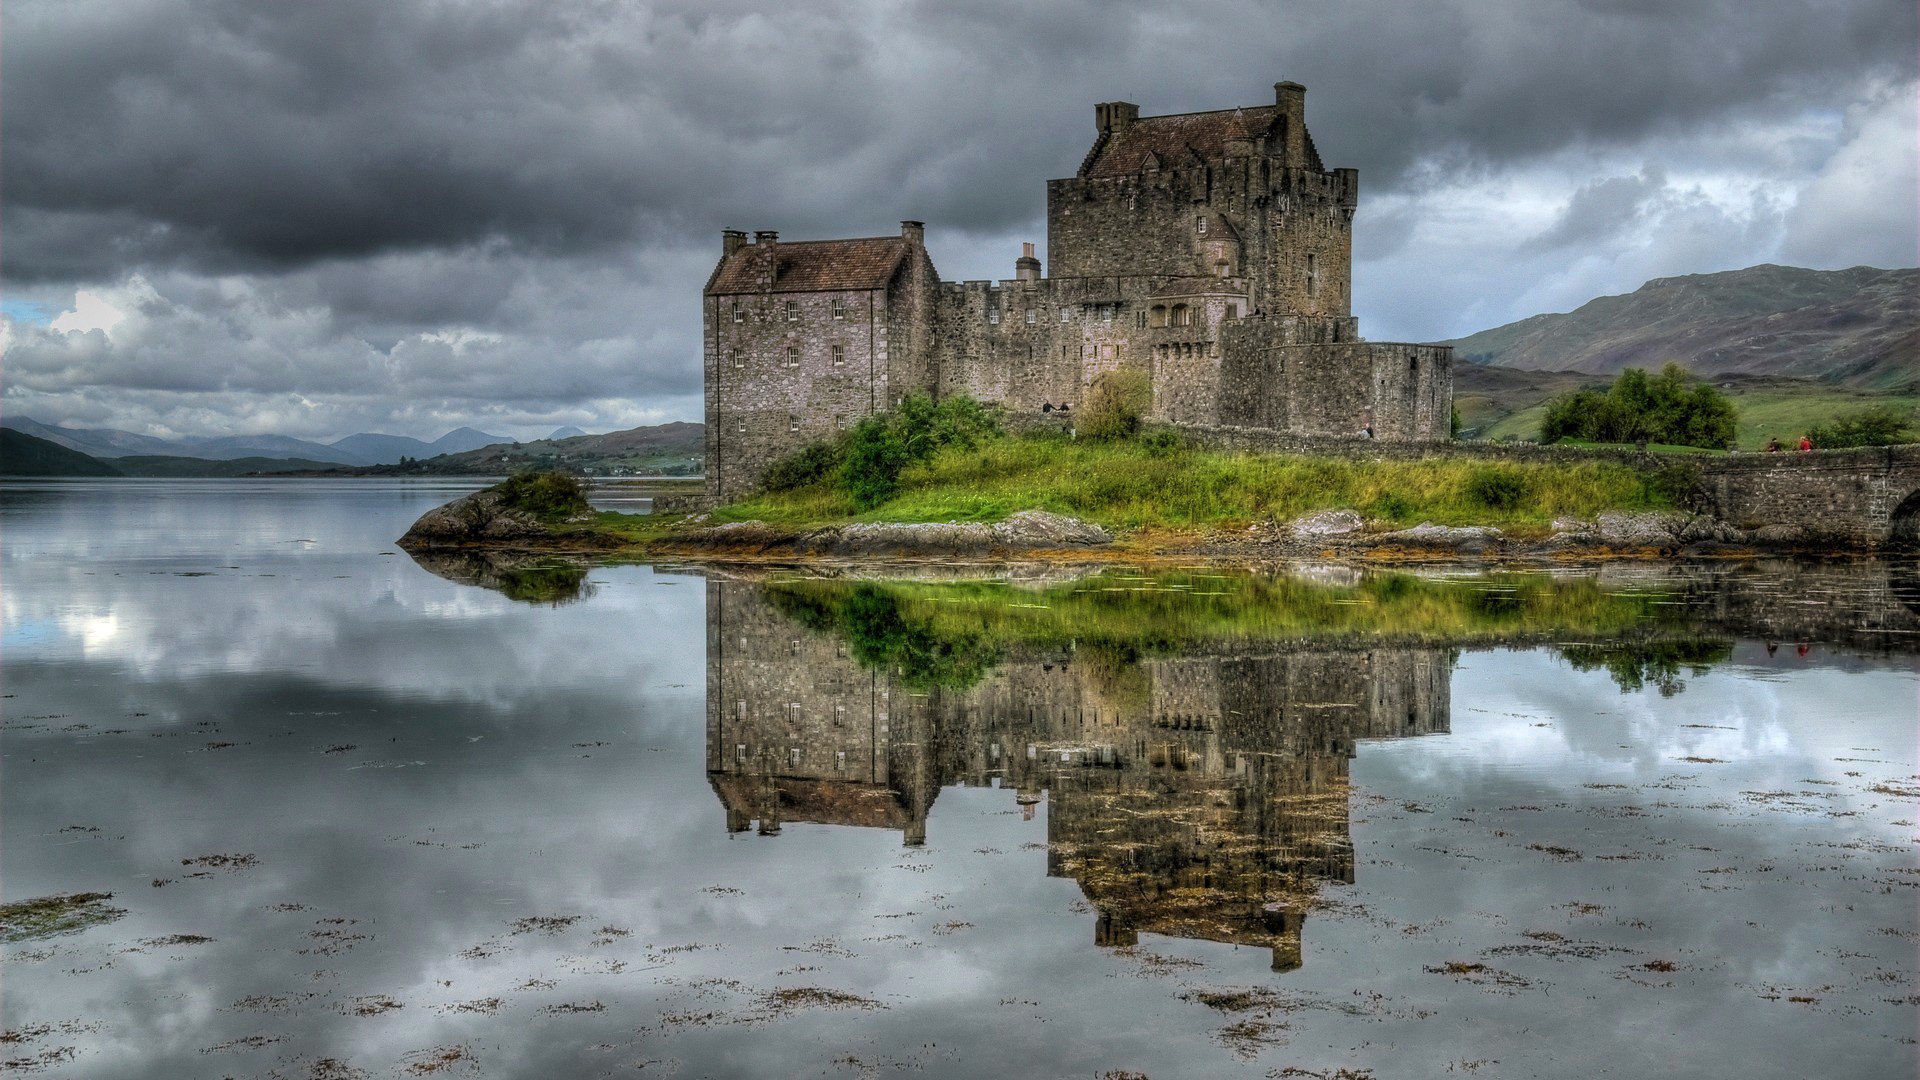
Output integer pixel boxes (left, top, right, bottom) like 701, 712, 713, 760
707, 431, 1684, 535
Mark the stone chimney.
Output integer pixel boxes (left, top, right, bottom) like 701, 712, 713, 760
1273, 82, 1307, 167
1015, 241, 1041, 282
900, 220, 924, 245
1094, 101, 1139, 135
753, 229, 779, 246
722, 229, 746, 256
752, 231, 778, 287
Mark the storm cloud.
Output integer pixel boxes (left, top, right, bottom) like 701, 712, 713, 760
3, 0, 1914, 440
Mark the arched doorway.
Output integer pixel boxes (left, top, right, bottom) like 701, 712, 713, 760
1890, 489, 1920, 546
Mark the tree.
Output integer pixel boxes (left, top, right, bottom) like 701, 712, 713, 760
1806, 407, 1916, 449
1538, 364, 1735, 449
1079, 369, 1150, 441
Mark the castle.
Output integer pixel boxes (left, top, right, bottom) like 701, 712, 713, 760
703, 81, 1453, 497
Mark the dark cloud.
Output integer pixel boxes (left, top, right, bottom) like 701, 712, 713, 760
1, 0, 1912, 437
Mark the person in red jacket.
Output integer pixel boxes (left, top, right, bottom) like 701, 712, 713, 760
1798, 434, 1813, 452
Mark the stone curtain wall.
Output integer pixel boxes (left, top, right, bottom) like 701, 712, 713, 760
1215, 340, 1452, 440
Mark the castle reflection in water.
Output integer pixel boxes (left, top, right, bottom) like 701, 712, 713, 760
703, 578, 1451, 971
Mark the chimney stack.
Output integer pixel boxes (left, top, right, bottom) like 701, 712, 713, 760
753, 230, 779, 246
722, 229, 746, 256
1273, 82, 1307, 167
1015, 241, 1041, 282
900, 220, 924, 245
1094, 101, 1140, 135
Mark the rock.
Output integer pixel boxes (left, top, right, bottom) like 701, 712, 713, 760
400, 488, 550, 547
1378, 522, 1503, 551
1289, 509, 1365, 538
1678, 515, 1744, 543
990, 510, 1112, 547
1748, 524, 1807, 545
1595, 511, 1687, 547
796, 511, 1110, 556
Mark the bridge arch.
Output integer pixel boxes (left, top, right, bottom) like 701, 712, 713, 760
1892, 488, 1920, 546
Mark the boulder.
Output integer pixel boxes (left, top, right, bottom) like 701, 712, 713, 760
1595, 511, 1688, 548
797, 511, 1111, 556
1290, 509, 1365, 538
990, 510, 1113, 547
399, 488, 551, 547
1378, 522, 1504, 552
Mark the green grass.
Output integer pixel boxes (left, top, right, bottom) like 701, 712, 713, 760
764, 569, 1719, 691
1480, 385, 1920, 450
709, 432, 1680, 534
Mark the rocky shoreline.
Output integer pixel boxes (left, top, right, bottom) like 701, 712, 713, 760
396, 484, 1878, 564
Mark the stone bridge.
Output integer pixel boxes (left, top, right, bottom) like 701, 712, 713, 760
1697, 445, 1920, 547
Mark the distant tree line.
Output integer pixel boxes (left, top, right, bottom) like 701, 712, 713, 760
1806, 407, 1916, 449
1540, 364, 1737, 449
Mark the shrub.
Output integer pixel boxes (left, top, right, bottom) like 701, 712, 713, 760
1538, 364, 1735, 449
1138, 426, 1187, 456
496, 471, 589, 520
1080, 369, 1150, 441
835, 394, 1002, 510
762, 440, 842, 492
1464, 466, 1531, 510
1806, 407, 1916, 449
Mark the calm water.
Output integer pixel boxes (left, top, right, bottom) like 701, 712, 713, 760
2, 480, 1915, 1079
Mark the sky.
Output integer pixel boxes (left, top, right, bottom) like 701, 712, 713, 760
3, 0, 1915, 443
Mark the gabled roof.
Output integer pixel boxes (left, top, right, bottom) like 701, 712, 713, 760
1082, 106, 1280, 178
706, 236, 909, 295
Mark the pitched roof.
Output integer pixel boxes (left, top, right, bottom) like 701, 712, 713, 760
706, 236, 909, 295
1082, 106, 1280, 178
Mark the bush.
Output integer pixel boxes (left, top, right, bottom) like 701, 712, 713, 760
1138, 426, 1187, 456
1464, 466, 1531, 510
496, 471, 590, 520
1080, 369, 1150, 441
835, 394, 1002, 509
762, 440, 842, 492
1806, 407, 1916, 449
1538, 364, 1736, 449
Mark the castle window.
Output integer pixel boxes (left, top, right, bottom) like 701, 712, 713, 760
731, 301, 743, 323
1170, 303, 1190, 327
1151, 305, 1167, 327
1196, 216, 1208, 235
736, 743, 746, 762
1060, 308, 1071, 323
1102, 305, 1114, 323
785, 346, 799, 367
831, 344, 844, 366
1136, 311, 1146, 329
736, 419, 745, 433
1306, 253, 1318, 299
785, 300, 799, 321
731, 348, 743, 369
788, 415, 799, 432
834, 414, 845, 429
832, 298, 845, 320
988, 308, 1000, 325
1226, 303, 1238, 320
789, 747, 801, 767
737, 700, 747, 719
1025, 308, 1037, 325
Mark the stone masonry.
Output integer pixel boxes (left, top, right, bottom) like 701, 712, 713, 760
703, 82, 1455, 497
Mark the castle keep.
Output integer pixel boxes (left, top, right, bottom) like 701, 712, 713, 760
703, 82, 1453, 497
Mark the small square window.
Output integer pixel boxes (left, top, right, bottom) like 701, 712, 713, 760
785, 300, 799, 321
1059, 308, 1070, 323
1025, 308, 1037, 325
831, 344, 844, 366
785, 346, 799, 367
788, 415, 798, 432
988, 308, 1000, 325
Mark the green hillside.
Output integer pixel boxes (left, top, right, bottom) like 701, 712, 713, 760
1446, 264, 1917, 389
0, 429, 123, 476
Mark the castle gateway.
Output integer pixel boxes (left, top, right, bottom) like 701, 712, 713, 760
702, 82, 1453, 497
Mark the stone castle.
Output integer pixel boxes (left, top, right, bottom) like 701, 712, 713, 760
702, 81, 1454, 496
703, 578, 1450, 970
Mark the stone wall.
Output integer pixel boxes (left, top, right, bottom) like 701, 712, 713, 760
1215, 339, 1452, 440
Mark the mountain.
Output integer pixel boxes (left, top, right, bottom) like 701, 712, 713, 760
547, 426, 588, 440
0, 416, 363, 463
430, 427, 512, 454
329, 432, 435, 464
1, 429, 124, 476
1445, 264, 1919, 389
0, 416, 185, 458
180, 434, 364, 464
361, 421, 702, 476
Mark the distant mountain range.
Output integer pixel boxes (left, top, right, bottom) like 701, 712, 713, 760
1444, 264, 1918, 389
0, 417, 512, 465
